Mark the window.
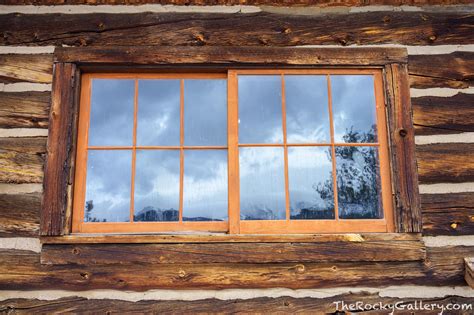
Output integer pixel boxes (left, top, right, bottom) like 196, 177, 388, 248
71, 69, 394, 234
41, 47, 421, 238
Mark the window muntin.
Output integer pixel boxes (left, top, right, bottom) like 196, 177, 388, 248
72, 70, 394, 234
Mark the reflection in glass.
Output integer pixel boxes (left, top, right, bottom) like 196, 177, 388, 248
285, 75, 330, 143
238, 75, 283, 144
184, 80, 227, 146
134, 150, 180, 222
239, 147, 286, 220
288, 147, 334, 219
84, 150, 131, 222
335, 146, 383, 219
331, 75, 378, 143
183, 150, 228, 221
89, 79, 134, 146
137, 80, 180, 146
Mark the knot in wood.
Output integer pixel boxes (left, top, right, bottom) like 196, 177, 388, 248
398, 128, 408, 137
294, 264, 306, 274
79, 272, 90, 280
450, 222, 458, 230
72, 247, 80, 255
428, 35, 437, 42
98, 22, 105, 30
178, 269, 187, 278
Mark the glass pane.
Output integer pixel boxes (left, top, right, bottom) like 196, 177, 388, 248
285, 75, 330, 143
89, 79, 134, 146
184, 80, 227, 146
84, 150, 131, 222
239, 147, 286, 220
336, 146, 383, 219
238, 75, 283, 144
134, 150, 180, 222
288, 147, 334, 220
183, 150, 228, 221
137, 80, 180, 146
331, 75, 378, 143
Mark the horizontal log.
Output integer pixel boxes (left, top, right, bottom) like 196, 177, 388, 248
0, 92, 50, 129
409, 52, 474, 89
1, 295, 473, 315
412, 93, 474, 136
0, 193, 40, 237
422, 193, 474, 236
0, 246, 471, 290
1, 0, 472, 5
40, 232, 422, 244
0, 137, 46, 184
416, 143, 474, 184
1, 12, 472, 47
40, 239, 426, 265
55, 46, 407, 66
0, 55, 53, 84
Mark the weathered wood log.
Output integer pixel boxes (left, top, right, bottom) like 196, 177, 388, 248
409, 52, 474, 89
0, 92, 50, 129
1, 0, 472, 5
466, 257, 474, 289
0, 246, 471, 290
0, 193, 40, 237
40, 232, 422, 244
1, 295, 473, 315
1, 12, 472, 47
41, 63, 79, 236
40, 239, 426, 265
54, 46, 407, 66
412, 93, 474, 136
0, 137, 46, 184
417, 143, 474, 184
0, 54, 53, 84
422, 193, 474, 236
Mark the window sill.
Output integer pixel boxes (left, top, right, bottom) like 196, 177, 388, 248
40, 233, 425, 265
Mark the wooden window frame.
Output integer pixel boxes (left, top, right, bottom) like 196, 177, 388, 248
41, 46, 421, 240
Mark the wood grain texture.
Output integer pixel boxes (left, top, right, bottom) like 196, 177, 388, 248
412, 93, 474, 136
54, 46, 407, 65
466, 257, 474, 289
409, 52, 474, 89
422, 193, 474, 236
417, 143, 474, 184
385, 64, 421, 233
0, 12, 472, 47
1, 295, 473, 315
1, 0, 472, 5
0, 92, 50, 129
0, 137, 46, 184
0, 55, 53, 84
1, 246, 471, 290
40, 240, 426, 265
41, 63, 79, 236
0, 193, 40, 237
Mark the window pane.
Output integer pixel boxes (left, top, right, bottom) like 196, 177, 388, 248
288, 147, 334, 220
134, 150, 180, 222
336, 146, 383, 219
137, 80, 180, 146
331, 75, 378, 143
183, 150, 228, 221
285, 75, 330, 143
184, 80, 227, 146
239, 147, 286, 220
238, 75, 282, 144
89, 79, 134, 146
84, 150, 131, 222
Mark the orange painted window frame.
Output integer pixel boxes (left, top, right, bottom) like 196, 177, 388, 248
71, 69, 394, 234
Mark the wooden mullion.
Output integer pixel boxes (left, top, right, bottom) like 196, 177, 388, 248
281, 74, 290, 221
179, 79, 184, 223
41, 62, 79, 236
384, 64, 422, 233
326, 75, 339, 221
228, 70, 240, 234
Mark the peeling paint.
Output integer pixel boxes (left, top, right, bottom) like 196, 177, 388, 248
0, 238, 41, 253
419, 183, 474, 194
423, 235, 474, 247
0, 183, 43, 194
415, 132, 474, 145
0, 83, 52, 92
0, 128, 48, 138
410, 87, 474, 98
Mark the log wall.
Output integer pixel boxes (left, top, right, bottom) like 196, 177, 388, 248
0, 3, 473, 313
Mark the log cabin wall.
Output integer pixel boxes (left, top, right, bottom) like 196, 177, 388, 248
0, 1, 473, 313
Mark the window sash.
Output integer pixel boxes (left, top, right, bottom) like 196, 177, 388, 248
72, 69, 394, 234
